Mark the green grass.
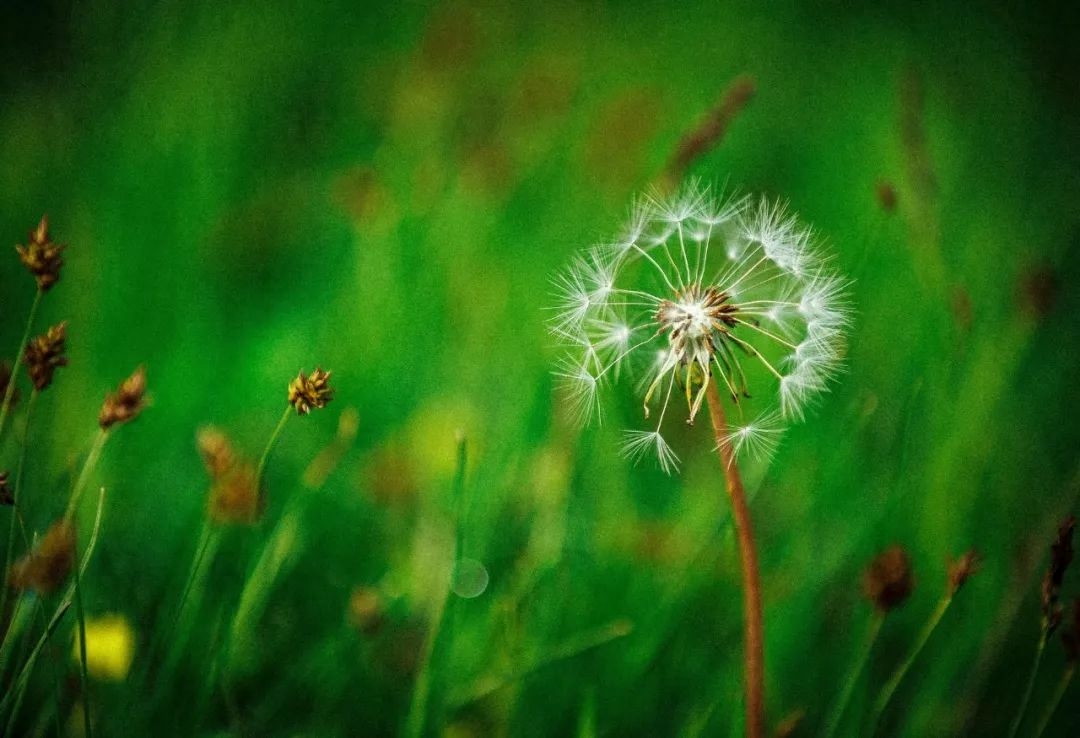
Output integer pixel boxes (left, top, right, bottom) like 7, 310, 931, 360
0, 0, 1079, 735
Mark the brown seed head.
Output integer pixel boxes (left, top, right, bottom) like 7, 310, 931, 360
98, 366, 147, 429
24, 321, 69, 391
0, 471, 12, 506
863, 545, 915, 612
197, 426, 237, 479
0, 361, 19, 409
1042, 515, 1075, 635
207, 461, 262, 525
15, 216, 65, 291
348, 587, 386, 636
875, 180, 898, 212
1062, 599, 1080, 664
196, 426, 262, 525
288, 368, 333, 415
947, 550, 982, 596
8, 519, 76, 594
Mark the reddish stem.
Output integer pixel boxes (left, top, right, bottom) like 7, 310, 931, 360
705, 382, 765, 738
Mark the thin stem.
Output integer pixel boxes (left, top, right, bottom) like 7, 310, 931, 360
870, 594, 953, 735
256, 406, 293, 494
1006, 632, 1048, 738
823, 611, 885, 738
72, 538, 93, 738
0, 288, 42, 442
1032, 662, 1075, 738
405, 434, 467, 738
65, 429, 110, 520
0, 391, 38, 629
704, 383, 765, 738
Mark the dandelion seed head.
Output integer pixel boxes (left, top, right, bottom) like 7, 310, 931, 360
551, 182, 850, 472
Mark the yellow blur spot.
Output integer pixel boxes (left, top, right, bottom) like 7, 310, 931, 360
73, 614, 135, 681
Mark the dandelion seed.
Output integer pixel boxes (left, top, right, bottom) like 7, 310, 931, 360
719, 412, 785, 464
621, 430, 680, 474
553, 180, 850, 470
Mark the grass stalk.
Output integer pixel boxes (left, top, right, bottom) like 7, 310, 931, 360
0, 288, 42, 443
405, 434, 467, 738
1032, 662, 1075, 738
256, 406, 292, 493
823, 611, 885, 738
72, 536, 93, 738
0, 486, 105, 731
704, 382, 765, 738
870, 593, 953, 735
65, 429, 109, 521
1006, 632, 1048, 738
0, 390, 39, 632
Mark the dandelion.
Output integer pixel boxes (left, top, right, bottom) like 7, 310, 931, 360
551, 181, 850, 738
552, 181, 849, 471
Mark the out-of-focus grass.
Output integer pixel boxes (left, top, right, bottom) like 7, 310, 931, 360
0, 0, 1078, 735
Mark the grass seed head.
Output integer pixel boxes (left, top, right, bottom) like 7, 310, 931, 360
24, 320, 69, 391
947, 549, 982, 596
15, 215, 65, 291
1042, 515, 1075, 635
98, 365, 147, 429
289, 367, 334, 415
8, 519, 76, 594
863, 545, 914, 612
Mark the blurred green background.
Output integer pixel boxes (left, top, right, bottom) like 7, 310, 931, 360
1, 0, 1078, 735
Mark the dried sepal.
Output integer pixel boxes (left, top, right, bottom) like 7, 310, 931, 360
15, 216, 65, 291
98, 366, 147, 429
24, 321, 69, 391
863, 545, 914, 612
8, 519, 76, 594
288, 368, 334, 415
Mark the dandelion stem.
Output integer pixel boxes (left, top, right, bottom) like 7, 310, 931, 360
1006, 632, 1048, 738
65, 429, 109, 521
1032, 662, 1075, 738
704, 382, 765, 738
870, 593, 953, 735
823, 611, 885, 738
0, 288, 42, 443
